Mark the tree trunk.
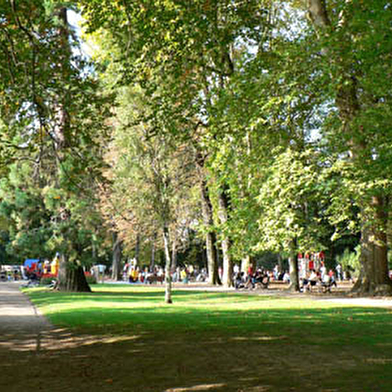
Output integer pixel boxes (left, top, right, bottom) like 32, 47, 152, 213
57, 254, 91, 292
218, 189, 233, 287
241, 255, 254, 274
134, 233, 141, 264
150, 232, 157, 268
288, 239, 300, 292
277, 253, 284, 275
196, 153, 221, 285
352, 196, 392, 295
162, 225, 173, 304
111, 232, 122, 281
171, 230, 178, 270
206, 232, 221, 285
306, 0, 392, 296
53, 8, 90, 293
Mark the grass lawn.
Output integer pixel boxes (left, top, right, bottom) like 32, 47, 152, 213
21, 285, 392, 391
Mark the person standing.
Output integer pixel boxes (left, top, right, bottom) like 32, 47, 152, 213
336, 263, 343, 281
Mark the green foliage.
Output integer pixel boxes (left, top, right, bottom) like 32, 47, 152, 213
336, 246, 361, 276
2, 0, 392, 281
84, 273, 97, 284
0, 2, 113, 268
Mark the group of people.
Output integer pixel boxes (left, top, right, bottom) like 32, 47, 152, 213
122, 263, 207, 285
233, 266, 274, 290
300, 266, 338, 292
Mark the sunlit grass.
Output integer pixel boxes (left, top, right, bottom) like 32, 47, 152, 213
22, 284, 392, 391
24, 285, 392, 344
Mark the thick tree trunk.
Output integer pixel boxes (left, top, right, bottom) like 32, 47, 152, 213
53, 8, 90, 293
288, 239, 300, 292
218, 189, 233, 287
111, 232, 123, 281
307, 0, 392, 296
352, 196, 392, 295
57, 254, 91, 292
163, 225, 173, 304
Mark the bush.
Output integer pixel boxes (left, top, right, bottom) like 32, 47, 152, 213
335, 245, 361, 277
85, 274, 97, 284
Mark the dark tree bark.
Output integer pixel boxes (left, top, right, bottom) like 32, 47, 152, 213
111, 232, 123, 281
288, 239, 300, 292
57, 255, 91, 292
150, 232, 157, 268
196, 152, 221, 285
134, 233, 141, 264
352, 196, 392, 295
277, 253, 284, 275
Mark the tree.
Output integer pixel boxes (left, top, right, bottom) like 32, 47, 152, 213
0, 2, 111, 291
80, 0, 272, 287
304, 0, 392, 295
100, 83, 197, 303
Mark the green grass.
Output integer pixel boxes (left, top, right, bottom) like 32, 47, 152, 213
22, 284, 392, 391
24, 284, 392, 341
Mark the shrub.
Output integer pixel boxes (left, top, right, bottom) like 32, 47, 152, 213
335, 245, 361, 277
85, 274, 97, 284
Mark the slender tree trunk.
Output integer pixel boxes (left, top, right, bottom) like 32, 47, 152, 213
150, 232, 157, 268
306, 0, 392, 296
196, 152, 221, 285
278, 253, 284, 275
206, 231, 221, 284
218, 189, 233, 287
111, 232, 122, 281
288, 239, 300, 292
171, 230, 178, 270
241, 255, 253, 274
134, 233, 141, 265
163, 225, 173, 304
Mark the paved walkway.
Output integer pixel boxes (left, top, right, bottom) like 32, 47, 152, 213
0, 281, 53, 352
0, 281, 52, 333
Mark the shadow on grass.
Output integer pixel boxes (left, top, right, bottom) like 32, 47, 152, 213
16, 287, 392, 391
44, 304, 392, 348
5, 306, 392, 392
